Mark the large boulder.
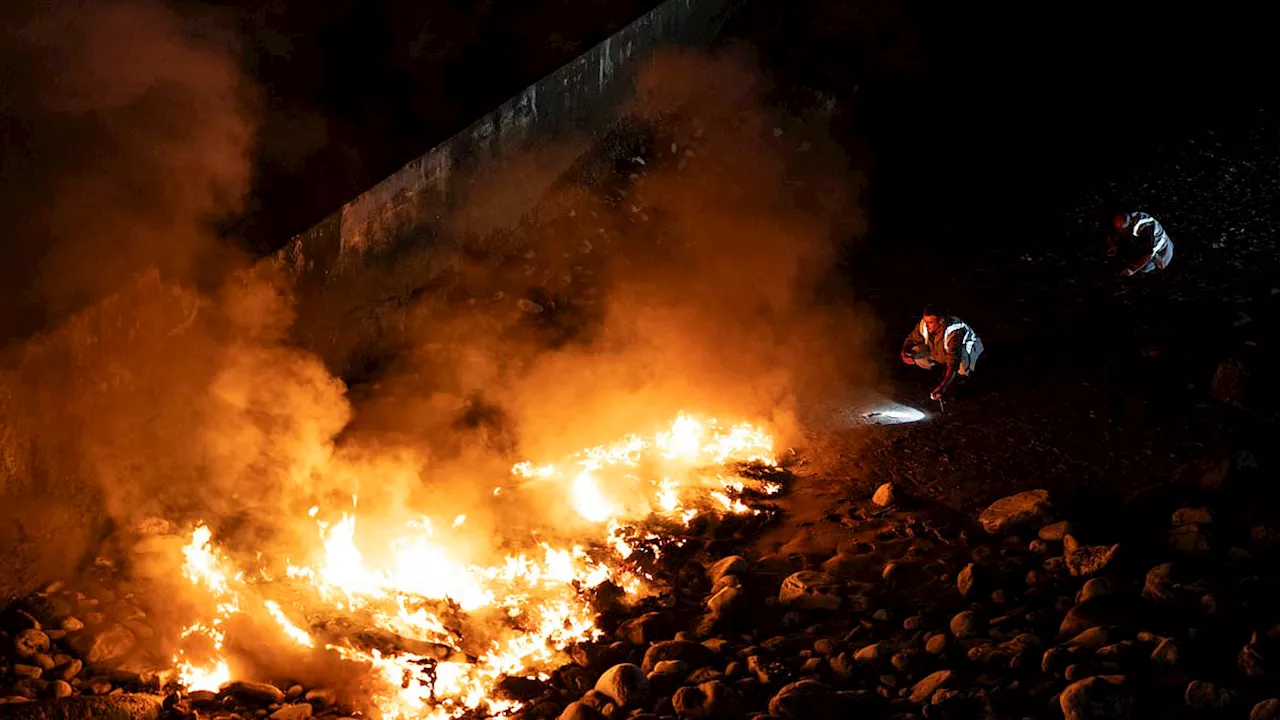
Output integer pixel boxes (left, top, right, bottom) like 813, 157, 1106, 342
979, 490, 1051, 534
222, 681, 286, 705
593, 664, 649, 709
1059, 675, 1134, 720
706, 556, 747, 584
778, 571, 842, 611
768, 680, 838, 720
74, 624, 136, 665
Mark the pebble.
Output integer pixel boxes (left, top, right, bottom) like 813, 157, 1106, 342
225, 681, 287, 705
1186, 681, 1237, 710
949, 611, 983, 639
304, 688, 337, 707
872, 483, 897, 507
270, 705, 313, 720
1252, 699, 1280, 720
1152, 635, 1177, 666
909, 670, 951, 704
891, 650, 916, 672
58, 659, 83, 681
88, 681, 112, 695
13, 629, 50, 658
1078, 578, 1113, 603
1038, 521, 1073, 542
1059, 675, 1133, 720
926, 634, 949, 655
190, 691, 219, 705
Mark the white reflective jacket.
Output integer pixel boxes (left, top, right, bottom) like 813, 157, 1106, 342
917, 317, 985, 376
1120, 211, 1174, 269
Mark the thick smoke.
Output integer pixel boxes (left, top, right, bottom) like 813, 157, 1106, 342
348, 47, 878, 469
0, 15, 878, 696
0, 0, 366, 604
0, 0, 253, 338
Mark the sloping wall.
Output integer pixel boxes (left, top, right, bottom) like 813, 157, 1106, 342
272, 0, 741, 287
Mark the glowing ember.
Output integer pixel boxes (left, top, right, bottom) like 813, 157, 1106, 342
171, 413, 778, 719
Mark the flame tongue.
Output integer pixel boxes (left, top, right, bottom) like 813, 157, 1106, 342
172, 413, 778, 718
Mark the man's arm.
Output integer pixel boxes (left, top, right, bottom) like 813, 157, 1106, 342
932, 357, 959, 399
931, 330, 963, 399
901, 324, 924, 363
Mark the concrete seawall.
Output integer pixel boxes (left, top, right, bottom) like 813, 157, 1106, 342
274, 0, 742, 288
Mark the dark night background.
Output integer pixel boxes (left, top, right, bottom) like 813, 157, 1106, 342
211, 0, 1280, 256
3, 0, 1280, 345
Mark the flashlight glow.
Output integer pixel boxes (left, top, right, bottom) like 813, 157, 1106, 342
850, 402, 928, 426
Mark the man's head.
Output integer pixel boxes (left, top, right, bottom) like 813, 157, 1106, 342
922, 304, 947, 335
1112, 213, 1130, 232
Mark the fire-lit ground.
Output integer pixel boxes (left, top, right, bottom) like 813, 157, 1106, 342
163, 414, 787, 720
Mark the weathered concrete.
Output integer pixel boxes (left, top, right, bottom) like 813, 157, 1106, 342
273, 0, 742, 287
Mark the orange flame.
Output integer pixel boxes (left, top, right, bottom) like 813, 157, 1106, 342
172, 413, 776, 718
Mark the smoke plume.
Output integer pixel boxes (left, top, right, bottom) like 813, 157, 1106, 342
0, 16, 878, 697
346, 47, 878, 466
0, 0, 275, 600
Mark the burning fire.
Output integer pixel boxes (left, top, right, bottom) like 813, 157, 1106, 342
171, 413, 779, 718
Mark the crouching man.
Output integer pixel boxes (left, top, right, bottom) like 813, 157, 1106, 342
900, 305, 985, 401
1108, 211, 1174, 277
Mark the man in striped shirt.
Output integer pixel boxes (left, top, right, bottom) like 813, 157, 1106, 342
1108, 211, 1174, 277
900, 305, 985, 401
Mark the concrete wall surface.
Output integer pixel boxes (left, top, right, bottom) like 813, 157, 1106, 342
272, 0, 740, 287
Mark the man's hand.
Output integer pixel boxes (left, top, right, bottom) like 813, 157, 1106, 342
1116, 267, 1135, 278
930, 387, 944, 402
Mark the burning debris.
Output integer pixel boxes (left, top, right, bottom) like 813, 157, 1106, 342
0, 414, 783, 720
5, 436, 1280, 720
